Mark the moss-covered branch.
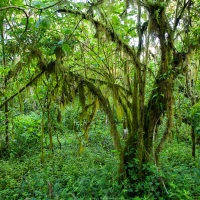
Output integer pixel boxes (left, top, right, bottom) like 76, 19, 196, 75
56, 8, 141, 69
0, 61, 55, 109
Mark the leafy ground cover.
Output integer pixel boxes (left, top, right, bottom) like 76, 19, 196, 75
0, 113, 200, 200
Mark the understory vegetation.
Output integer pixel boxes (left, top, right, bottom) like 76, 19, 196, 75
0, 106, 200, 199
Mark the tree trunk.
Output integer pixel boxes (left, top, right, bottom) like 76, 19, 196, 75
47, 103, 54, 153
1, 17, 9, 152
191, 126, 195, 158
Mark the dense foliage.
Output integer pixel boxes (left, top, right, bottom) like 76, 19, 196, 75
0, 0, 200, 199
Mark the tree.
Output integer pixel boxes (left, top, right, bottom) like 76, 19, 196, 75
0, 0, 200, 196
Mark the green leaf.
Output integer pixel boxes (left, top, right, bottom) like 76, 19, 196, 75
32, 1, 46, 8
20, 18, 28, 26
62, 43, 71, 54
92, 63, 99, 67
35, 17, 50, 30
62, 28, 72, 35
112, 15, 120, 25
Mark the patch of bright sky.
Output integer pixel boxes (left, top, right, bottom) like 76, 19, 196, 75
71, 0, 87, 2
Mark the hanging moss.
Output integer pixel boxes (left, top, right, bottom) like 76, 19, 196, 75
57, 109, 62, 123
78, 82, 86, 111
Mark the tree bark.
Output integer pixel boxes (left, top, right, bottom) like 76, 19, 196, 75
191, 126, 195, 158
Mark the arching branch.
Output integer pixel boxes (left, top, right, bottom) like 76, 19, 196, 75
71, 73, 122, 153
0, 6, 29, 33
0, 70, 44, 109
25, 0, 64, 11
0, 61, 55, 109
85, 79, 122, 152
56, 8, 141, 69
173, 0, 190, 31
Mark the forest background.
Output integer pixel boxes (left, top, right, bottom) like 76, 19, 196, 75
0, 0, 200, 199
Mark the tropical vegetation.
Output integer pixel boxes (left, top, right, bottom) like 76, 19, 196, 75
0, 0, 200, 199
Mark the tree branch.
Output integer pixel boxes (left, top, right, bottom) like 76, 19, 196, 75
56, 8, 141, 69
173, 0, 189, 31
0, 6, 29, 33
0, 61, 55, 109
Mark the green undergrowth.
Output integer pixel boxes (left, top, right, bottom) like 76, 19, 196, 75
160, 141, 200, 200
1, 110, 200, 199
1, 136, 200, 200
0, 132, 124, 200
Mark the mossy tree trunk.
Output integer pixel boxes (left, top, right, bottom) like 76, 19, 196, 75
56, 0, 194, 184
0, 17, 9, 152
121, 1, 189, 181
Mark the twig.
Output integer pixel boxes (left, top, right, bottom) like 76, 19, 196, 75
0, 6, 29, 33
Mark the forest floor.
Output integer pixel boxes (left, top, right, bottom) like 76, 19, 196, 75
0, 129, 200, 200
